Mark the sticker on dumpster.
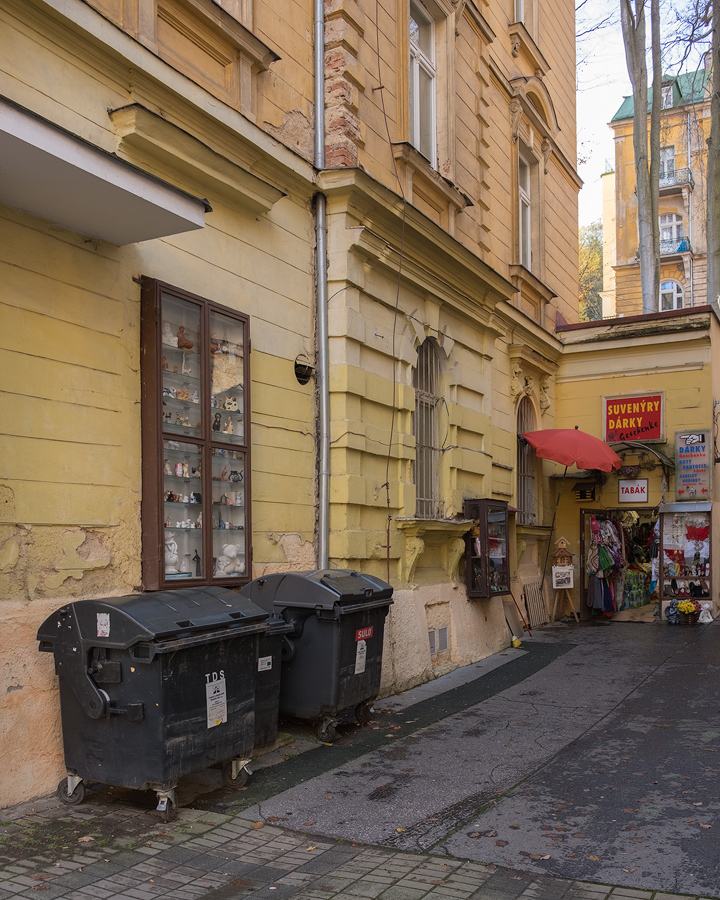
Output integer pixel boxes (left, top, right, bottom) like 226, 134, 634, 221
96, 613, 110, 638
205, 671, 227, 728
356, 626, 373, 641
258, 656, 273, 672
355, 639, 367, 675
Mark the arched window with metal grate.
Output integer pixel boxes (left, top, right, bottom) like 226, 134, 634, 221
414, 338, 441, 519
517, 396, 537, 525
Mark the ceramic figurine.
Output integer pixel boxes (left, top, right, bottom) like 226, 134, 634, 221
181, 353, 192, 376
173, 365, 179, 374
162, 323, 178, 347
224, 395, 239, 411
175, 463, 183, 476
191, 390, 199, 404
177, 326, 194, 349
164, 533, 179, 573
215, 543, 245, 575
164, 459, 172, 475
221, 466, 228, 482
182, 462, 189, 477
213, 412, 222, 431
193, 550, 201, 577
224, 418, 234, 434
162, 356, 169, 370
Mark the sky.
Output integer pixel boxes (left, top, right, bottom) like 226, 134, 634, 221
576, 18, 631, 227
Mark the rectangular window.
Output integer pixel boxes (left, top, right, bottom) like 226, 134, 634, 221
141, 279, 251, 590
659, 146, 676, 186
519, 152, 532, 269
661, 84, 673, 110
409, 0, 436, 166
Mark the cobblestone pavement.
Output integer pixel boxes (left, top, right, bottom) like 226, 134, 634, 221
0, 778, 714, 899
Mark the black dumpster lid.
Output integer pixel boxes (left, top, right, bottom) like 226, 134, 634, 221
241, 568, 393, 611
37, 587, 268, 649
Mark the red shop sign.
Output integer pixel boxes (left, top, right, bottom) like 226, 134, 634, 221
356, 626, 373, 641
604, 394, 663, 442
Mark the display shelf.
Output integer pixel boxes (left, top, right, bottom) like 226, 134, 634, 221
463, 499, 510, 598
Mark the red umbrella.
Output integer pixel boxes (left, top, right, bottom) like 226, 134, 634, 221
520, 427, 621, 607
522, 428, 622, 472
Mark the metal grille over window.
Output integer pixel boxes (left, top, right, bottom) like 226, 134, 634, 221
517, 396, 537, 525
414, 338, 441, 519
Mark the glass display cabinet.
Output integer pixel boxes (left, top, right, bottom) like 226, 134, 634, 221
462, 499, 510, 599
141, 280, 251, 589
659, 508, 711, 605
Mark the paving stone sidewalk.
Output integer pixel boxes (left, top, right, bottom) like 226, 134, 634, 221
0, 792, 713, 900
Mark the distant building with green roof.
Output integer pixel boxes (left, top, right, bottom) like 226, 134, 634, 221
601, 66, 711, 318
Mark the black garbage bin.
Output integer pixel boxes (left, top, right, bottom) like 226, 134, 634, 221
241, 569, 393, 742
37, 587, 270, 820
254, 615, 293, 749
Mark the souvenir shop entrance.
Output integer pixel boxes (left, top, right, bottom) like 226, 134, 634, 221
579, 508, 659, 619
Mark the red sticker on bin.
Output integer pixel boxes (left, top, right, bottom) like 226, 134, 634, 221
356, 626, 373, 641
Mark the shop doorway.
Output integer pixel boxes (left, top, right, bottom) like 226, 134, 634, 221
579, 508, 659, 620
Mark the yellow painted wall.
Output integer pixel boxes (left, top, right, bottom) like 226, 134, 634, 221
0, 0, 316, 807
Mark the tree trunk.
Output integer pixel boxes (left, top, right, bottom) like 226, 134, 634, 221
708, 1, 720, 306
620, 0, 660, 315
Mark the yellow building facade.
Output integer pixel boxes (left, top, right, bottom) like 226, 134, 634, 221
1, 0, 581, 807
604, 69, 711, 317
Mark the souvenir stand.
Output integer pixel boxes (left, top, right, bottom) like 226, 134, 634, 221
657, 502, 712, 609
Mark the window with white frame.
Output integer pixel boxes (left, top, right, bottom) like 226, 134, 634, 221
659, 147, 676, 185
660, 280, 684, 311
661, 84, 673, 110
518, 150, 532, 269
414, 338, 442, 518
409, 0, 436, 166
660, 213, 683, 240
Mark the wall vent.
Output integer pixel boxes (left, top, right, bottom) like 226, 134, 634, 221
438, 626, 448, 652
428, 630, 436, 655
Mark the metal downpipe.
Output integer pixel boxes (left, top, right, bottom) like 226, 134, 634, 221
314, 0, 329, 568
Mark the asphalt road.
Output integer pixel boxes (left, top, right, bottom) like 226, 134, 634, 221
230, 621, 720, 898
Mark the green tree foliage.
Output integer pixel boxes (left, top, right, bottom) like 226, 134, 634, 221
579, 219, 603, 321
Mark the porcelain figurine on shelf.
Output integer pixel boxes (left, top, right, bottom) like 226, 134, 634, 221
191, 390, 199, 404
162, 356, 169, 370
164, 459, 172, 475
193, 550, 201, 577
223, 395, 239, 411
181, 353, 192, 375
216, 543, 245, 575
182, 462, 189, 477
162, 323, 178, 347
221, 466, 228, 481
177, 326, 194, 350
164, 533, 179, 573
163, 386, 176, 398
213, 412, 222, 431
224, 418, 234, 434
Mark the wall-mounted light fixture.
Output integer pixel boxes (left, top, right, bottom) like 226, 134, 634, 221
294, 353, 315, 385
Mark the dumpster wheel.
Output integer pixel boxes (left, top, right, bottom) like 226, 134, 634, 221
316, 719, 338, 743
222, 760, 250, 789
158, 799, 176, 823
355, 700, 374, 725
57, 777, 85, 806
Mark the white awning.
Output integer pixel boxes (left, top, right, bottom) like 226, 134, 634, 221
0, 98, 208, 245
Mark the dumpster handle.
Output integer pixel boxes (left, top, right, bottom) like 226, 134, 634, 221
332, 598, 394, 615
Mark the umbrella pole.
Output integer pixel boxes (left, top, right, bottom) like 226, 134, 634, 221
539, 465, 568, 598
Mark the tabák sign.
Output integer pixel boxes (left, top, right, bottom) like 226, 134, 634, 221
604, 394, 663, 442
618, 479, 648, 503
675, 430, 711, 500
